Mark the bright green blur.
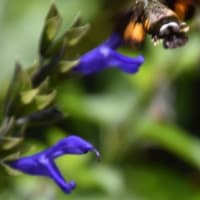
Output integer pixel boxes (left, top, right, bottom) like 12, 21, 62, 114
0, 0, 200, 199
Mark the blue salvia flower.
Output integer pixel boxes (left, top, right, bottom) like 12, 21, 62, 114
8, 135, 100, 194
73, 33, 144, 75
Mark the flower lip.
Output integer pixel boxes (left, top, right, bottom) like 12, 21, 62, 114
68, 181, 76, 191
7, 135, 99, 194
73, 32, 144, 75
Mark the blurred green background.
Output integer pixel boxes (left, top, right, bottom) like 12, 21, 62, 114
0, 0, 200, 199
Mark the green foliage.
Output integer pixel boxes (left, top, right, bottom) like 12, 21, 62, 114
0, 0, 200, 199
0, 2, 90, 169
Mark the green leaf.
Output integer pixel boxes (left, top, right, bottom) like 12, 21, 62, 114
1, 137, 23, 150
128, 165, 200, 200
47, 17, 61, 41
20, 78, 49, 105
59, 60, 80, 73
35, 90, 57, 110
1, 152, 22, 176
36, 77, 49, 93
0, 117, 15, 139
20, 88, 39, 105
64, 24, 90, 46
138, 120, 200, 169
18, 107, 65, 126
1, 152, 21, 162
3, 63, 24, 116
70, 13, 82, 28
42, 18, 90, 58
39, 4, 61, 57
1, 163, 22, 176
20, 71, 32, 91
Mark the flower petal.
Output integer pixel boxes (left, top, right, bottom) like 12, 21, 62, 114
47, 135, 100, 159
44, 160, 76, 193
73, 32, 144, 75
73, 46, 144, 75
102, 32, 123, 48
108, 50, 144, 73
8, 135, 99, 194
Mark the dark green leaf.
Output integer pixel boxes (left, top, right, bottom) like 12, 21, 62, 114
0, 117, 15, 139
59, 60, 80, 73
70, 13, 82, 28
39, 4, 61, 57
64, 24, 90, 46
3, 63, 22, 116
35, 90, 57, 110
20, 88, 40, 105
1, 137, 23, 150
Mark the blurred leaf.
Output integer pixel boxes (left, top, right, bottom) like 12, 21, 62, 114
91, 165, 125, 195
2, 152, 21, 162
1, 151, 22, 176
34, 77, 50, 93
1, 137, 23, 150
64, 24, 90, 46
20, 88, 39, 105
17, 107, 65, 126
40, 13, 90, 60
138, 120, 200, 169
19, 66, 32, 91
128, 166, 200, 200
35, 89, 57, 110
48, 23, 90, 58
0, 117, 15, 138
70, 13, 82, 28
1, 163, 22, 176
40, 3, 61, 57
20, 78, 50, 105
3, 63, 29, 116
59, 60, 79, 73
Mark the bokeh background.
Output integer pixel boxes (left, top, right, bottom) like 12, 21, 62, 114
0, 0, 200, 199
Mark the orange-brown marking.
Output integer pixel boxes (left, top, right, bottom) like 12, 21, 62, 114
174, 1, 188, 20
174, 0, 195, 20
123, 21, 145, 44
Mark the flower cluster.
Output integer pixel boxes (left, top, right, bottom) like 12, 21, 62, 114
6, 32, 144, 194
6, 4, 144, 193
7, 32, 144, 194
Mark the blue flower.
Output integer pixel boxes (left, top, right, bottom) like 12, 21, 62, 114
73, 33, 144, 75
8, 135, 100, 194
